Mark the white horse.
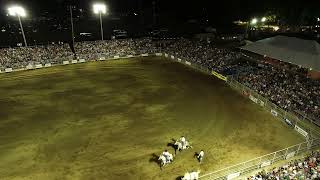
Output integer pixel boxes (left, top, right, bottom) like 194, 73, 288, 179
174, 140, 192, 152
181, 170, 200, 180
158, 153, 173, 168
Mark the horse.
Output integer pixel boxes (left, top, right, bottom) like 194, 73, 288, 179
174, 140, 192, 153
158, 153, 173, 169
181, 170, 200, 180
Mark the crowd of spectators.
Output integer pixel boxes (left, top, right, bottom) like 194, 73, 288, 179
234, 61, 320, 120
159, 39, 241, 73
0, 38, 158, 69
160, 39, 319, 121
74, 38, 158, 60
249, 151, 320, 180
0, 43, 73, 69
0, 37, 318, 121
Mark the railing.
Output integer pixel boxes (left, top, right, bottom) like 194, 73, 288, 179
2, 52, 319, 179
163, 53, 320, 180
0, 53, 155, 74
166, 54, 320, 139
199, 138, 320, 180
226, 77, 320, 139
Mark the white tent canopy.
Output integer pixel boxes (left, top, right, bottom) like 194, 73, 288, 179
241, 36, 320, 71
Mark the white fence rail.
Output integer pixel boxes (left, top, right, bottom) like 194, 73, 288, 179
199, 138, 320, 180
162, 53, 320, 180
0, 53, 158, 74
1, 52, 319, 179
226, 77, 320, 139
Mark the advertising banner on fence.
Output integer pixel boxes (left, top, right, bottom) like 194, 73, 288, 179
185, 61, 191, 65
5, 68, 13, 73
155, 53, 162, 56
177, 58, 182, 62
141, 53, 148, 57
259, 101, 265, 107
63, 61, 69, 65
227, 172, 240, 180
260, 161, 271, 168
286, 152, 295, 159
211, 71, 227, 81
72, 60, 78, 63
45, 63, 52, 67
35, 64, 43, 69
285, 118, 293, 127
26, 64, 34, 70
271, 109, 278, 117
171, 55, 175, 59
294, 125, 308, 138
249, 95, 258, 104
165, 53, 168, 57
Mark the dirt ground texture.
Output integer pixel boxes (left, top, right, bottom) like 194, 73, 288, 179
0, 57, 303, 180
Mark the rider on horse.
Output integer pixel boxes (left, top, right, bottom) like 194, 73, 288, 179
179, 136, 187, 149
162, 149, 172, 163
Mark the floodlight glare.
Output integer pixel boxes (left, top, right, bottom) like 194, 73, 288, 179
93, 3, 107, 14
8, 6, 26, 17
7, 5, 28, 47
93, 3, 108, 40
261, 17, 267, 22
251, 18, 258, 25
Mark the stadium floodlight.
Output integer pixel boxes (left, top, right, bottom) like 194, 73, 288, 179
93, 3, 107, 40
8, 5, 28, 47
8, 6, 26, 17
93, 3, 107, 14
261, 17, 267, 23
251, 18, 258, 25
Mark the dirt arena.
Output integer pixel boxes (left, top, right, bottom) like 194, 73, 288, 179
0, 57, 303, 180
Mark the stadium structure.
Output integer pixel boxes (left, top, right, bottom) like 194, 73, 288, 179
240, 35, 320, 79
0, 38, 319, 180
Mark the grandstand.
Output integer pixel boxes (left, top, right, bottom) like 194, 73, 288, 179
240, 35, 320, 79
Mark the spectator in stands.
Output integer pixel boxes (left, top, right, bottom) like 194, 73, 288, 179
249, 151, 320, 179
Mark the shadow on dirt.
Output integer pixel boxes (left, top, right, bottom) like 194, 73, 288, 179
167, 138, 178, 154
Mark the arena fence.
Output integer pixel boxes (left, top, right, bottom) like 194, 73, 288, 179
198, 138, 320, 180
241, 53, 320, 126
162, 53, 320, 180
0, 53, 155, 74
2, 52, 320, 179
163, 53, 320, 140
226, 78, 320, 139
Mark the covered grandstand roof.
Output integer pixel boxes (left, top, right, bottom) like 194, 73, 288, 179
240, 35, 320, 71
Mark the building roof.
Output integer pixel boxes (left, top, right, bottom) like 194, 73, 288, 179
241, 35, 320, 71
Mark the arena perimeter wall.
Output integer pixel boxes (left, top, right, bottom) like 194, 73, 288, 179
161, 52, 320, 180
2, 52, 320, 179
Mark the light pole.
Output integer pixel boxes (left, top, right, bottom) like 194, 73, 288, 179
8, 6, 28, 47
245, 18, 258, 39
70, 6, 75, 47
93, 3, 107, 41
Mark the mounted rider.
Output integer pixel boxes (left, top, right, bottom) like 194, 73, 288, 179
162, 149, 173, 163
179, 136, 187, 149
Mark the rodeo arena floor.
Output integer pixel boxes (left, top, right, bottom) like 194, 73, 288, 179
0, 55, 304, 180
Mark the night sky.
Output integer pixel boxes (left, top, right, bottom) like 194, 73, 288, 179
0, 0, 318, 22
0, 0, 319, 46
